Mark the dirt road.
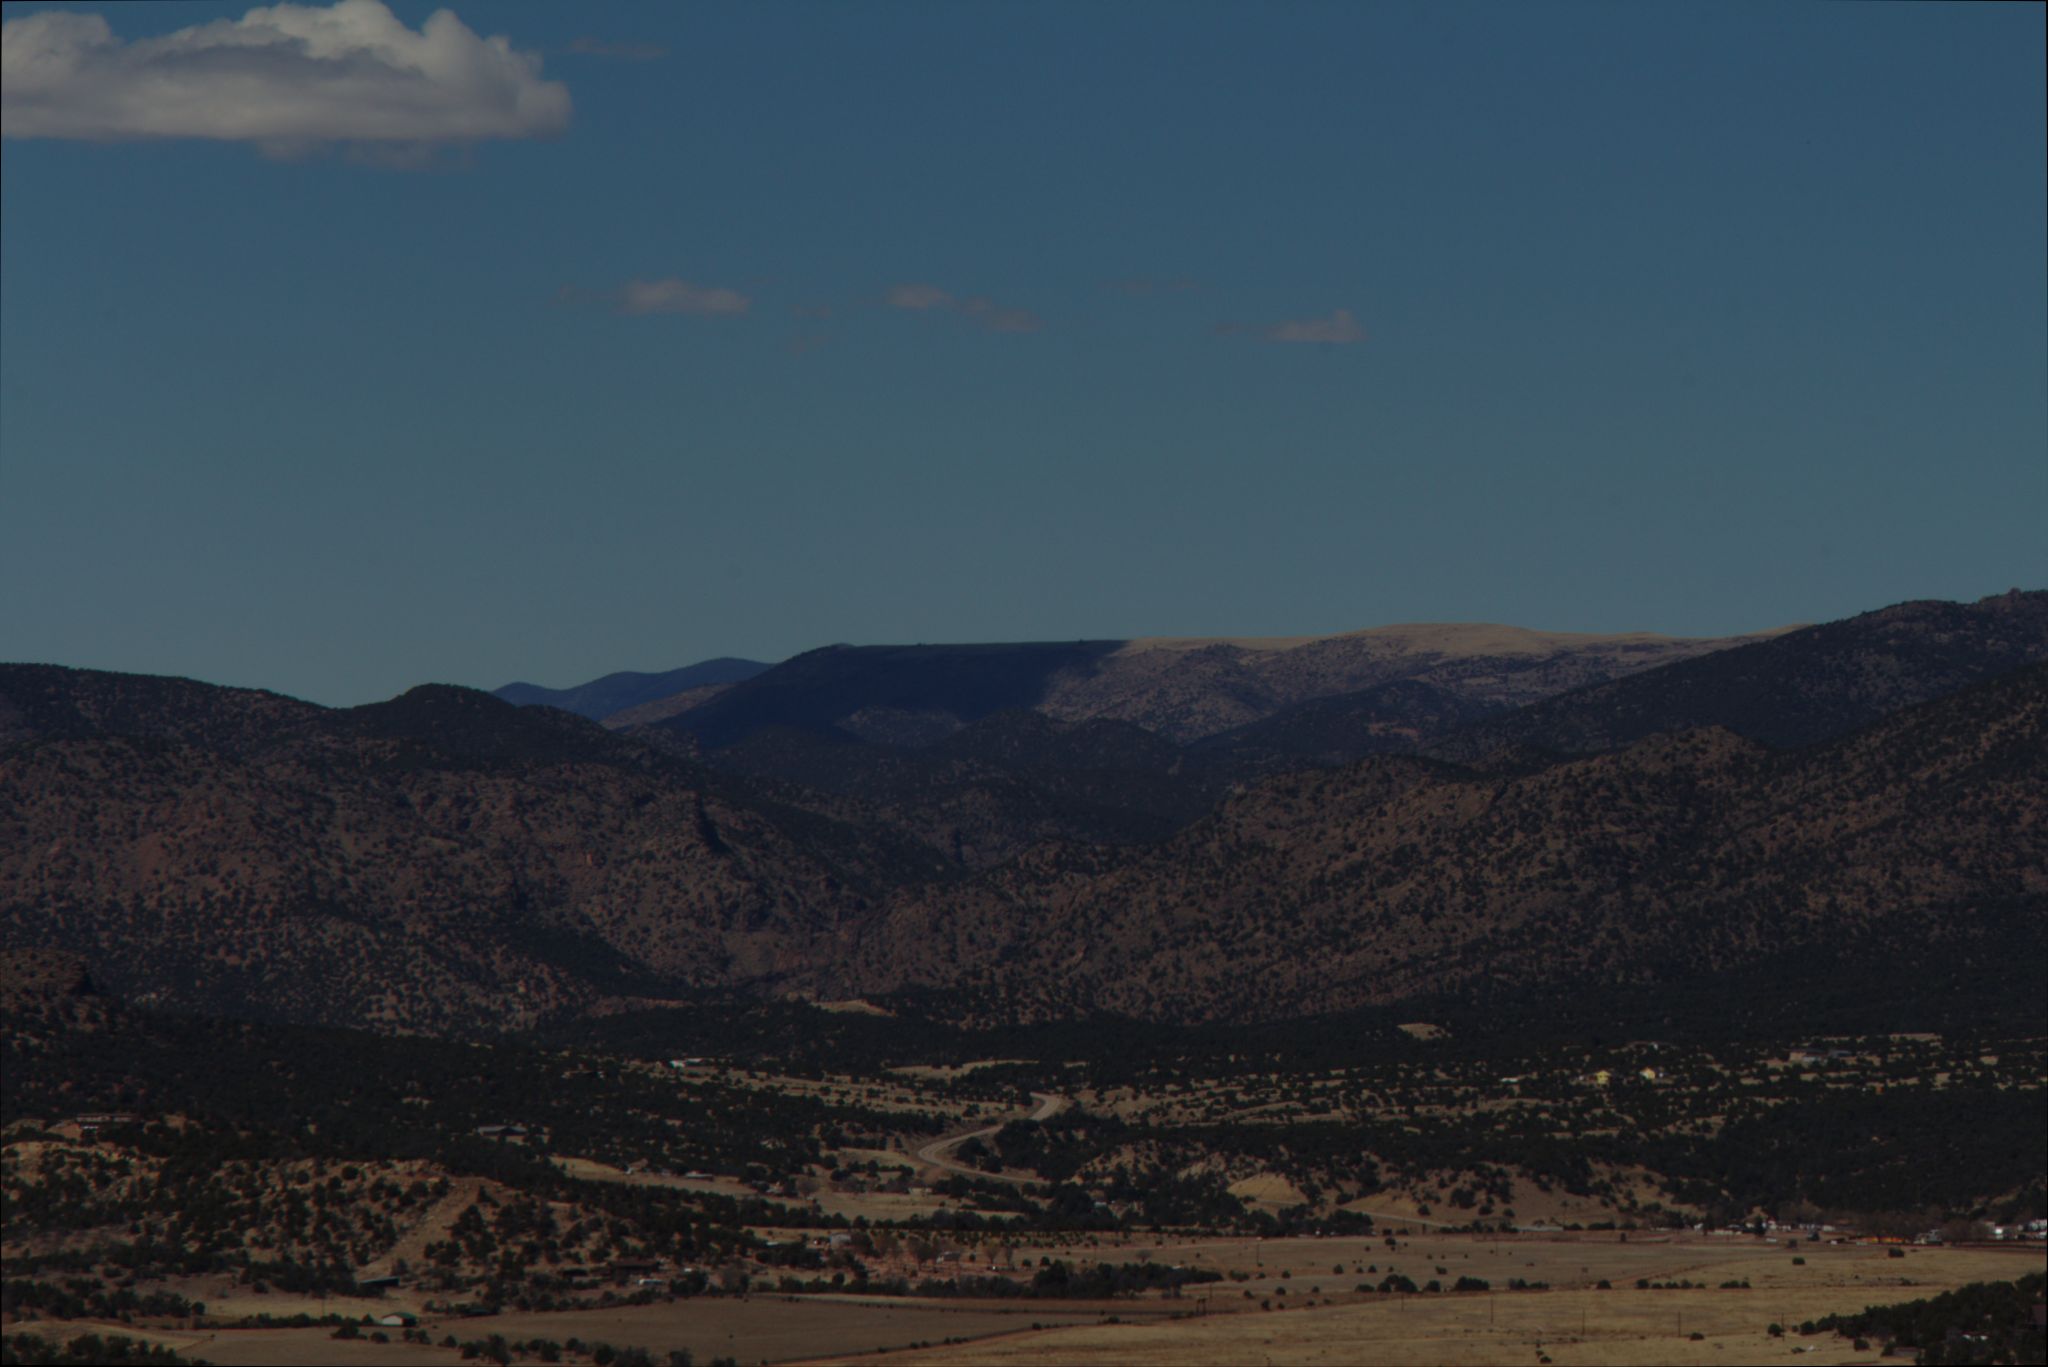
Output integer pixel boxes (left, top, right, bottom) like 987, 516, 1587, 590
914, 1093, 1062, 1183
1342, 1208, 1465, 1230
358, 1175, 486, 1281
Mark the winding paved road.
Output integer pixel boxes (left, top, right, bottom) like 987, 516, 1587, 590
914, 1092, 1063, 1184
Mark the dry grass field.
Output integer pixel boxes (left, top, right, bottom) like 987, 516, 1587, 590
482, 1295, 1152, 1361
836, 1240, 2045, 1366
805, 1186, 957, 1223
166, 1330, 456, 1367
550, 1154, 757, 1195
888, 1061, 1036, 1081
6, 1297, 1124, 1367
1, 1321, 450, 1367
12, 1235, 2035, 1367
676, 1064, 981, 1123
151, 1281, 431, 1324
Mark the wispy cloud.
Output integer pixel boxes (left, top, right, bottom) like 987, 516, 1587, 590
567, 36, 667, 61
1218, 308, 1366, 345
884, 283, 1042, 333
956, 296, 1043, 334
885, 283, 955, 312
0, 0, 570, 152
615, 278, 751, 316
1268, 309, 1364, 343
1102, 277, 1198, 297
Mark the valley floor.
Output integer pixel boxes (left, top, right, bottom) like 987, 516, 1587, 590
9, 1236, 2040, 1367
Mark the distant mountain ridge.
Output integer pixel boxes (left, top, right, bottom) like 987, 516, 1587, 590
6, 590, 2042, 1036
648, 622, 1779, 753
1426, 590, 2048, 765
1032, 623, 1800, 743
494, 658, 770, 722
657, 641, 1126, 750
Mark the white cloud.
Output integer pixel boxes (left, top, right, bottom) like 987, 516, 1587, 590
616, 278, 751, 316
1, 0, 570, 149
885, 282, 1042, 333
1264, 308, 1364, 344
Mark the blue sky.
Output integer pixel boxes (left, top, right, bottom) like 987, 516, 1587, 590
3, 0, 2042, 705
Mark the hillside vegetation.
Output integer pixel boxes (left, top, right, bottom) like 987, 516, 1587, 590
847, 664, 2047, 1022
2, 593, 2042, 1036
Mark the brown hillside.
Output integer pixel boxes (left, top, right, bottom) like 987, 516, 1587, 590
0, 669, 935, 1032
660, 624, 1776, 754
3, 610, 2038, 1037
1427, 589, 2048, 763
1034, 623, 1788, 742
842, 664, 2047, 1022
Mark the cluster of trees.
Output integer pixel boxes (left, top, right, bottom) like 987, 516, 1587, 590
801, 1257, 1224, 1302
439, 1332, 736, 1366
0, 1282, 198, 1323
973, 1034, 2044, 1231
0, 1144, 437, 1289
1, 993, 963, 1304
2, 999, 936, 1185
1642, 1086, 2047, 1215
1801, 1273, 2046, 1365
0, 1334, 194, 1366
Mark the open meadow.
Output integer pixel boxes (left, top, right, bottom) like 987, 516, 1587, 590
9, 1237, 2038, 1366
824, 1240, 2047, 1366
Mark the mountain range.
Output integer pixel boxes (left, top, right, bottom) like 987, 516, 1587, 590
527, 621, 1784, 745
852, 662, 2046, 1022
512, 620, 1798, 869
493, 657, 769, 722
4, 590, 2042, 1036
